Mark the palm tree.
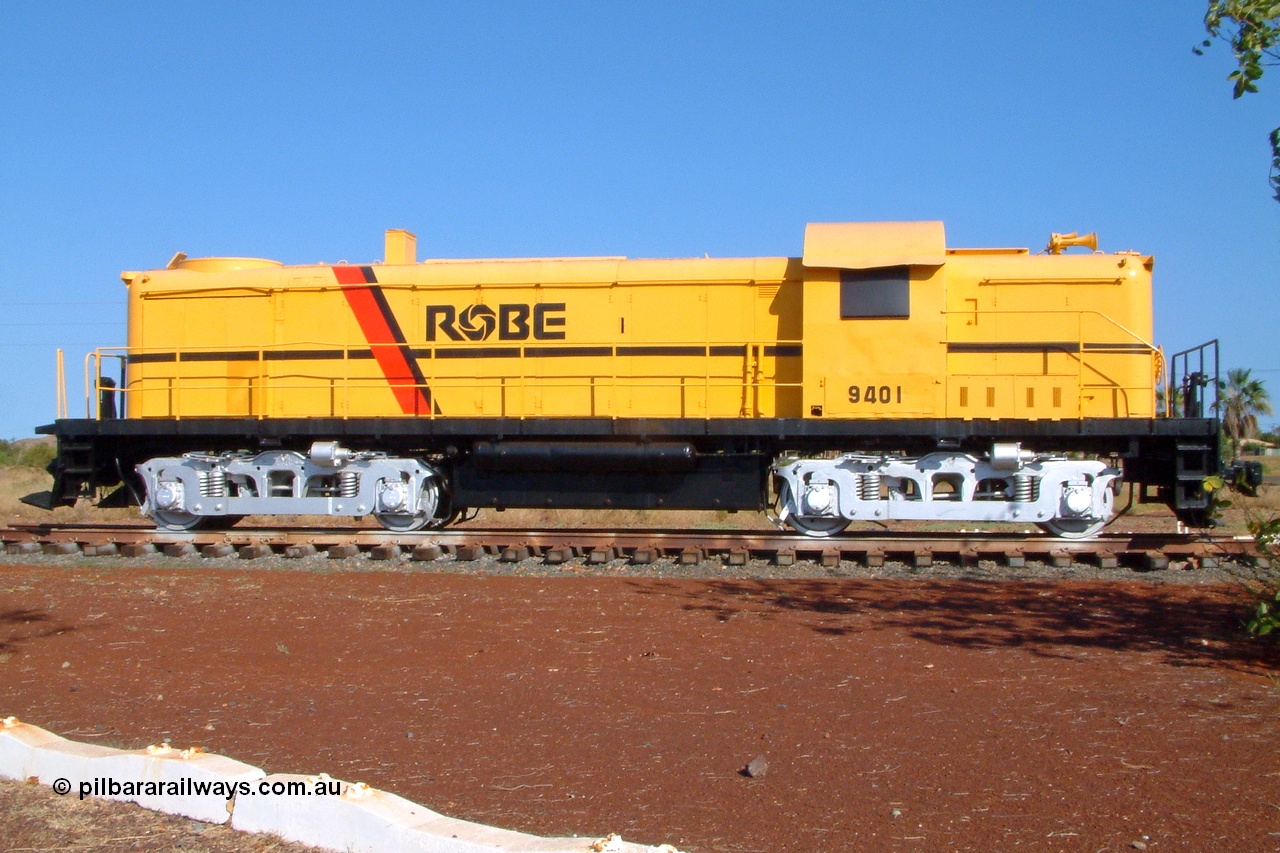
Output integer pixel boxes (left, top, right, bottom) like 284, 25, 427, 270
1219, 368, 1273, 458
1156, 382, 1184, 417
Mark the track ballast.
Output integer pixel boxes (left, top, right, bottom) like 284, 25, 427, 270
0, 523, 1253, 572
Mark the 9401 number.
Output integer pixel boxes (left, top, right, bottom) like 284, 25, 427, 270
848, 384, 902, 405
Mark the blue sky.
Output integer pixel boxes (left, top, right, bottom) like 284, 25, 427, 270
0, 1, 1275, 439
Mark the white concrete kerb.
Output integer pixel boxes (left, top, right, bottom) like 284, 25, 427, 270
0, 716, 680, 853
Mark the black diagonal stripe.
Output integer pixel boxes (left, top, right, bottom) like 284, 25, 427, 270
364, 278, 440, 415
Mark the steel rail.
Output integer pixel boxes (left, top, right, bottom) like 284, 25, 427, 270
0, 523, 1254, 570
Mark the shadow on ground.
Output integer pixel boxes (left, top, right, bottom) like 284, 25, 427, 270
629, 578, 1280, 673
0, 608, 77, 654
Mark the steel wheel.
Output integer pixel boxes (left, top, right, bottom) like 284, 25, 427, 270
1038, 517, 1107, 539
786, 514, 852, 537
775, 479, 850, 537
374, 477, 442, 532
151, 509, 207, 531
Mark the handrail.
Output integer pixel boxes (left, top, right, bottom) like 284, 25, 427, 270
942, 308, 1158, 418
56, 349, 67, 420
1167, 340, 1219, 419
76, 308, 1165, 423
84, 351, 96, 419
942, 308, 1159, 352
84, 338, 805, 421
977, 277, 1124, 286
134, 276, 777, 301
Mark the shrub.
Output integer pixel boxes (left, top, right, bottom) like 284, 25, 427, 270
1245, 515, 1280, 636
0, 439, 56, 470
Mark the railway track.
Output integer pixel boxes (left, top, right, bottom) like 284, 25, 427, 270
0, 523, 1255, 571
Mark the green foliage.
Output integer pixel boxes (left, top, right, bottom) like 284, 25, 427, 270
1207, 474, 1280, 637
1250, 590, 1280, 634
1253, 512, 1280, 555
1202, 474, 1234, 526
0, 440, 56, 470
1201, 1, 1280, 96
1245, 514, 1280, 635
1197, 1, 1280, 200
1156, 382, 1184, 417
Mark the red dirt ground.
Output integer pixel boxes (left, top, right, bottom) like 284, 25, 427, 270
2, 562, 1278, 852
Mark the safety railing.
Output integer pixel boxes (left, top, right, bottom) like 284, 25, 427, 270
55, 349, 68, 420
941, 308, 1161, 418
1167, 340, 1219, 419
78, 338, 806, 421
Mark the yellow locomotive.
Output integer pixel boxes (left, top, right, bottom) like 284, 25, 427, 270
31, 222, 1219, 537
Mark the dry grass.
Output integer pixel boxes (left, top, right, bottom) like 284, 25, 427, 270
0, 778, 323, 852
1256, 455, 1280, 478
0, 466, 138, 526
1221, 455, 1280, 533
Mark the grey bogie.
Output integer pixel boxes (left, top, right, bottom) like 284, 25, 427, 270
137, 443, 448, 532
771, 444, 1120, 540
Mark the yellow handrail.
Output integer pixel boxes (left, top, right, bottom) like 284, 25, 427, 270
942, 308, 1157, 417
56, 349, 67, 420
84, 338, 805, 420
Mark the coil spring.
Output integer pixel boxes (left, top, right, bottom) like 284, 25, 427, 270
1014, 474, 1037, 502
859, 473, 881, 501
338, 470, 360, 499
198, 469, 227, 498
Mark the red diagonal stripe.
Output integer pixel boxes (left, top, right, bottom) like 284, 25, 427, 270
333, 267, 432, 415
333, 265, 373, 285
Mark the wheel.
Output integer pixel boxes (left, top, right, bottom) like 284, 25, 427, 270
775, 479, 850, 537
373, 477, 443, 532
151, 510, 243, 531
151, 509, 207, 531
786, 514, 851, 537
1038, 517, 1108, 539
375, 511, 455, 533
